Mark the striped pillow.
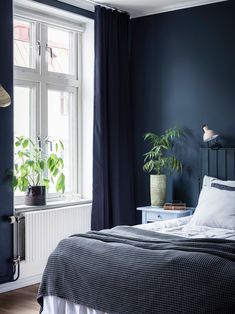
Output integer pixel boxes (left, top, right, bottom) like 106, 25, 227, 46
190, 186, 235, 230
203, 175, 235, 188
211, 183, 235, 191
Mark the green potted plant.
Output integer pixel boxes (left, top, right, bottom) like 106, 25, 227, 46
13, 136, 65, 206
143, 128, 182, 207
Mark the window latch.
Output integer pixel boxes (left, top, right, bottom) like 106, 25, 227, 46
46, 44, 54, 59
37, 41, 41, 56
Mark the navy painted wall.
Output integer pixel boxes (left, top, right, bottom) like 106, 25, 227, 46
33, 0, 94, 19
0, 0, 14, 284
131, 1, 235, 211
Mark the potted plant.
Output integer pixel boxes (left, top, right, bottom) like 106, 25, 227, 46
13, 136, 65, 206
143, 128, 182, 207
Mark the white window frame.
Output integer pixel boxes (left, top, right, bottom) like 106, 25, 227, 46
14, 6, 84, 206
45, 84, 79, 200
14, 15, 40, 73
45, 24, 77, 80
14, 79, 39, 140
14, 80, 39, 205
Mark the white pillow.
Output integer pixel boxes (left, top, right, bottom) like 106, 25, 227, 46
190, 186, 235, 230
203, 175, 235, 188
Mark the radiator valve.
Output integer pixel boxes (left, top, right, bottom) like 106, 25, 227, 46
8, 216, 19, 224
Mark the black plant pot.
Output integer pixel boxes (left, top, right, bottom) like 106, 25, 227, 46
25, 186, 46, 206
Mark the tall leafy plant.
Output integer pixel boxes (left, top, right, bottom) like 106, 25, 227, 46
143, 128, 183, 175
13, 136, 65, 192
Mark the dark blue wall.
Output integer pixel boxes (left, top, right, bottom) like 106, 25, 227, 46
131, 1, 235, 210
33, 0, 94, 19
0, 0, 14, 284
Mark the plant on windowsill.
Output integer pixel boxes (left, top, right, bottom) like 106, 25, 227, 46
13, 136, 65, 206
143, 128, 183, 207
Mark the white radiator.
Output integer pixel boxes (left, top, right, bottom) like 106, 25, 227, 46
0, 204, 91, 293
22, 204, 91, 263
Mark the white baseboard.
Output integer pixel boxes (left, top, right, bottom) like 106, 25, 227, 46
0, 274, 42, 293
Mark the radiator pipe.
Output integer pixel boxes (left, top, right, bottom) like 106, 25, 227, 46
8, 215, 21, 281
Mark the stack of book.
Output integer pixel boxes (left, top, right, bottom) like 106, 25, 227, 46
163, 202, 186, 210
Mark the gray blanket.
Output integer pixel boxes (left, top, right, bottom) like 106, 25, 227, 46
38, 226, 235, 314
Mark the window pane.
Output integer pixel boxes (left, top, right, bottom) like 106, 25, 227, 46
47, 89, 74, 193
47, 26, 74, 75
14, 18, 35, 68
14, 86, 31, 138
14, 85, 35, 197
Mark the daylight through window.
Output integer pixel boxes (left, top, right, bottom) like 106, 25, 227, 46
14, 11, 82, 204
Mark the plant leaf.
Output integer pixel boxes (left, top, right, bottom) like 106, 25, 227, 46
43, 178, 50, 188
56, 173, 65, 193
143, 128, 183, 175
40, 160, 45, 170
22, 139, 29, 148
59, 140, 64, 150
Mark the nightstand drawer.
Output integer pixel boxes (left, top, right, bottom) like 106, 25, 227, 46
137, 206, 195, 224
146, 211, 179, 222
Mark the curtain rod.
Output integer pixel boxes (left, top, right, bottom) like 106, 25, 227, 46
85, 0, 128, 14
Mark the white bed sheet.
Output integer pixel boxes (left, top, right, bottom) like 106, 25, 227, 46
42, 296, 108, 314
136, 216, 235, 240
41, 216, 235, 314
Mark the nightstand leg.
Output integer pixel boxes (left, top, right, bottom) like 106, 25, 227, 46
142, 212, 147, 224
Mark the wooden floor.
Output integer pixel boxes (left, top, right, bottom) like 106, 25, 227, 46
0, 284, 40, 314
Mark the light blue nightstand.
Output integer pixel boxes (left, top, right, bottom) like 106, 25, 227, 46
137, 206, 195, 224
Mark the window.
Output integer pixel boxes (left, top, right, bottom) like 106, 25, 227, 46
13, 9, 84, 205
14, 84, 34, 138
47, 26, 75, 75
47, 87, 77, 194
14, 18, 36, 69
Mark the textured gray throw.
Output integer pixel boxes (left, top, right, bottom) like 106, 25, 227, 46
38, 226, 235, 314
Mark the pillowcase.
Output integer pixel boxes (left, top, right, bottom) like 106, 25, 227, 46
211, 183, 235, 191
202, 175, 235, 188
190, 186, 235, 230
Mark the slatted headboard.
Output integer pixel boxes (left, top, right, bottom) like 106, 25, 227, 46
200, 148, 235, 181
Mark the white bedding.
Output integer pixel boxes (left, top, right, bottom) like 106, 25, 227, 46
136, 216, 235, 240
42, 296, 108, 314
41, 216, 235, 314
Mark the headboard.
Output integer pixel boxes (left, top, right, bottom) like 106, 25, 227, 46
200, 148, 235, 182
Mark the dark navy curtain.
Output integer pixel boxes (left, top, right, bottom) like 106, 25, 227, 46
92, 6, 135, 230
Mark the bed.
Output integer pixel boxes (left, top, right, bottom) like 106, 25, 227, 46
37, 149, 235, 314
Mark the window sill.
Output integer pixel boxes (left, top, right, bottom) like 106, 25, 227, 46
15, 199, 92, 214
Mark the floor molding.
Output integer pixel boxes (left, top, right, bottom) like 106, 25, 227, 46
0, 274, 41, 293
